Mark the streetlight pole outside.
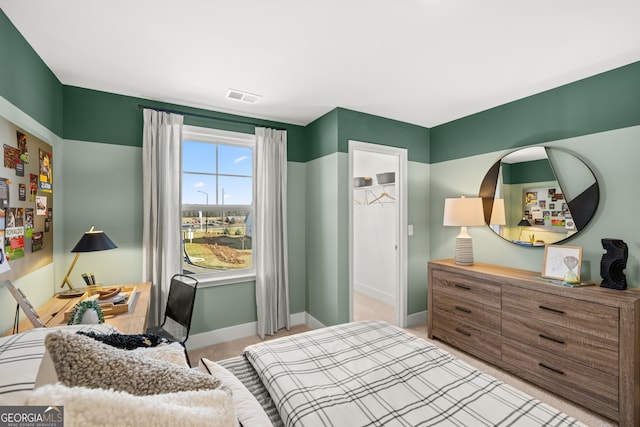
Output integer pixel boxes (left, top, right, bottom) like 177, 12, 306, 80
197, 190, 209, 233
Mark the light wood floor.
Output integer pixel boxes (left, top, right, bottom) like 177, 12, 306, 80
188, 295, 614, 427
353, 290, 396, 325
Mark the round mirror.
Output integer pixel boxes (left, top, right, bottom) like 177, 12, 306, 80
479, 147, 599, 246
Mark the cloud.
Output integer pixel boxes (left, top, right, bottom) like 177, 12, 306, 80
234, 155, 248, 164
224, 192, 231, 199
193, 181, 205, 188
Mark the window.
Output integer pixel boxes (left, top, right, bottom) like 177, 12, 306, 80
181, 126, 256, 282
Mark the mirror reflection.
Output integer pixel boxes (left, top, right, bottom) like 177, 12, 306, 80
479, 147, 599, 246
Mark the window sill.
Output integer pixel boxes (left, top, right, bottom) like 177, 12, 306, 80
194, 271, 256, 288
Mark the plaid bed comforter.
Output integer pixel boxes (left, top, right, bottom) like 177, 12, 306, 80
244, 321, 585, 427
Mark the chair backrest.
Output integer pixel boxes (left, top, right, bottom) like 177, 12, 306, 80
163, 274, 199, 339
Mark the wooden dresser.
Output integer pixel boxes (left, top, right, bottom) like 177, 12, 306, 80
428, 259, 640, 426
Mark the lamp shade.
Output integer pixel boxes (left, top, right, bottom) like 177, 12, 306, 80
71, 229, 117, 253
517, 217, 531, 227
443, 197, 485, 227
489, 198, 506, 225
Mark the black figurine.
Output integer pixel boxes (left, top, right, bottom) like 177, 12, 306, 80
600, 238, 628, 290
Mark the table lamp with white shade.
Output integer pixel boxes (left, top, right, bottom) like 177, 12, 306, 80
443, 196, 485, 266
489, 198, 506, 226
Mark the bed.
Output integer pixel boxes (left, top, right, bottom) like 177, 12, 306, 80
217, 320, 585, 426
0, 321, 585, 426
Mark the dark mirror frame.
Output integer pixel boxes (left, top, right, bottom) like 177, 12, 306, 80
479, 147, 599, 247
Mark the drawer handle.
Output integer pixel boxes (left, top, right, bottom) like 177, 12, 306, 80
455, 306, 471, 314
538, 362, 565, 375
539, 305, 565, 315
454, 327, 471, 337
539, 334, 565, 345
454, 284, 471, 291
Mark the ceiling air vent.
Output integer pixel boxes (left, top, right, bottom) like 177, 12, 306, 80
226, 89, 262, 104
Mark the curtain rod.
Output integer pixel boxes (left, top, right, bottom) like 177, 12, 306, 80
137, 104, 286, 131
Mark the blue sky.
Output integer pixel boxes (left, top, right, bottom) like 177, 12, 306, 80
182, 141, 253, 205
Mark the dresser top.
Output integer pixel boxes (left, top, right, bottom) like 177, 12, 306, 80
429, 258, 640, 306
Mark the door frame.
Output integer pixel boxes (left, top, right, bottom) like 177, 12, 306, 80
348, 140, 408, 327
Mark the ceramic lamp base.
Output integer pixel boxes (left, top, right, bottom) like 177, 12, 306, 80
454, 235, 474, 266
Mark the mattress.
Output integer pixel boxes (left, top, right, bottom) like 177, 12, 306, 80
221, 321, 586, 427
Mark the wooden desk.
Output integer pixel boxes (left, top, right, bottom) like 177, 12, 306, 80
6, 282, 151, 335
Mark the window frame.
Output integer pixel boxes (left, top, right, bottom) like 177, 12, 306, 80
181, 125, 257, 286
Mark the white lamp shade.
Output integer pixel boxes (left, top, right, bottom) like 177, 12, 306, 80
489, 198, 506, 225
443, 197, 485, 227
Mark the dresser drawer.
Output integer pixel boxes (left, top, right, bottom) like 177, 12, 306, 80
503, 285, 618, 340
433, 290, 501, 330
431, 269, 501, 309
502, 312, 618, 376
503, 338, 618, 415
432, 310, 501, 362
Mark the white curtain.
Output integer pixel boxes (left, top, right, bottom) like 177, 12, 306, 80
142, 109, 183, 326
255, 127, 290, 338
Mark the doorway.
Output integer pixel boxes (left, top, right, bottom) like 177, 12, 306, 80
348, 140, 407, 327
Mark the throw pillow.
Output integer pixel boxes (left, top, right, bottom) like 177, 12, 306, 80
76, 331, 172, 349
26, 383, 237, 427
35, 341, 190, 388
0, 324, 117, 406
128, 342, 190, 368
199, 358, 272, 427
45, 331, 220, 396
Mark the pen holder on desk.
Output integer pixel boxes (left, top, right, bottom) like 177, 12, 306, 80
87, 284, 102, 296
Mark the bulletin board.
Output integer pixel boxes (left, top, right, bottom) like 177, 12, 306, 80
0, 115, 54, 281
523, 186, 575, 231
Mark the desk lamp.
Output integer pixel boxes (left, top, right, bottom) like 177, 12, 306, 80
517, 217, 532, 241
443, 197, 485, 266
61, 226, 117, 289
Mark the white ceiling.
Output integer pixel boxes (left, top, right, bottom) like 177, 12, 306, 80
1, 0, 639, 128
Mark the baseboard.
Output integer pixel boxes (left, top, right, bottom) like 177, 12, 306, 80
407, 310, 427, 327
304, 312, 326, 330
187, 311, 421, 350
187, 311, 310, 350
354, 281, 396, 305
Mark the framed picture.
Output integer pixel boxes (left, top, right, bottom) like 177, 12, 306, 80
525, 191, 537, 206
542, 245, 582, 282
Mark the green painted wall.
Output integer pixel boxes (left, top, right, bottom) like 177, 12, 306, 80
59, 137, 308, 334
287, 162, 307, 316
407, 161, 430, 314
337, 108, 430, 163
305, 154, 342, 326
193, 281, 257, 331
0, 10, 63, 136
302, 109, 339, 325
428, 61, 640, 296
503, 159, 556, 185
334, 112, 431, 321
304, 108, 431, 326
62, 86, 309, 161
0, 11, 64, 333
304, 109, 339, 161
431, 61, 640, 163
60, 140, 144, 287
430, 126, 640, 287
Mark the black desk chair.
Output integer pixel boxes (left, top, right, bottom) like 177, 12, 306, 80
147, 274, 198, 366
